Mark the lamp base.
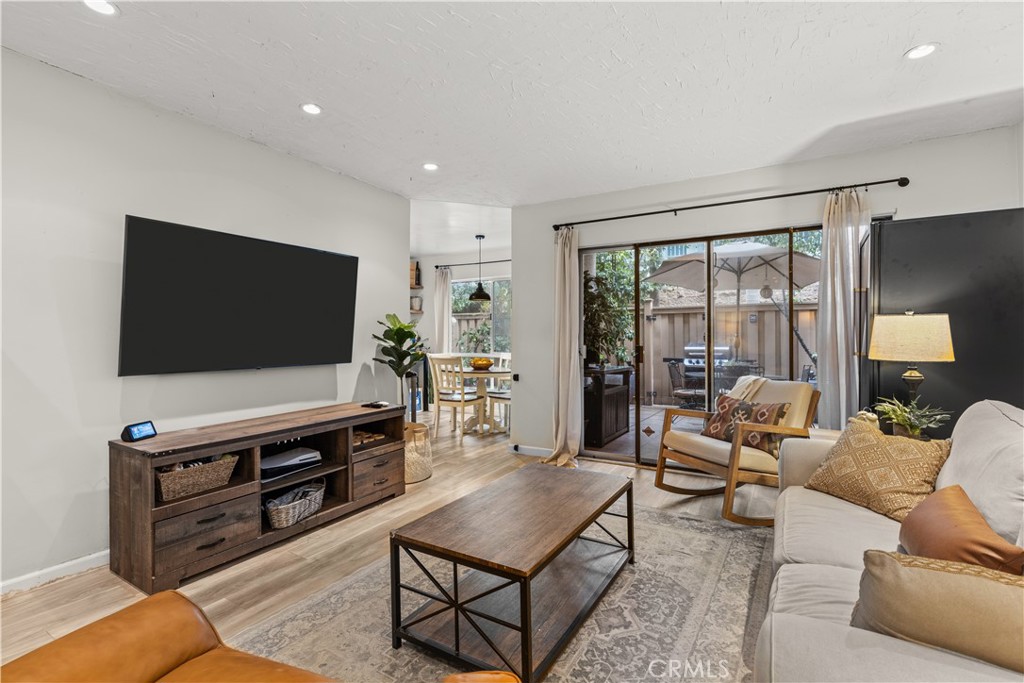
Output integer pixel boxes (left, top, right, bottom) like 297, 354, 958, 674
901, 366, 924, 402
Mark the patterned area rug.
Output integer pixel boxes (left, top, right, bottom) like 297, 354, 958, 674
232, 507, 773, 683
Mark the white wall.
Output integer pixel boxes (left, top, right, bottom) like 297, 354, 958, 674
510, 124, 1024, 451
1, 51, 410, 586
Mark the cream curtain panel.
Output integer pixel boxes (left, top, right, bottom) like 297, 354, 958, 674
433, 266, 452, 354
817, 189, 870, 429
545, 227, 582, 467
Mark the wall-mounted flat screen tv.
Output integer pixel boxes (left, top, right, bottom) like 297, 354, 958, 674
118, 216, 358, 376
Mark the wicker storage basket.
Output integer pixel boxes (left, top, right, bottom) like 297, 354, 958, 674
157, 455, 238, 502
264, 479, 325, 529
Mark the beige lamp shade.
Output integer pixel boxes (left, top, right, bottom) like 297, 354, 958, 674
868, 313, 955, 363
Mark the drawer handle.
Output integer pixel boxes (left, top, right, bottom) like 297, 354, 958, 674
196, 512, 226, 525
196, 537, 226, 551
373, 478, 389, 486
373, 460, 389, 468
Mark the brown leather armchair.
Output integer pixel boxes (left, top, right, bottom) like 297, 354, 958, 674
1, 590, 332, 682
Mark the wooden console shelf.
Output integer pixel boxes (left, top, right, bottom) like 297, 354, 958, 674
110, 402, 406, 593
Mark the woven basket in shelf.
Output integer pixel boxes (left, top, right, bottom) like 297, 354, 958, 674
156, 455, 238, 502
264, 478, 325, 529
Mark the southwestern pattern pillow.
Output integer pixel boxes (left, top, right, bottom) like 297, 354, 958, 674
700, 394, 791, 455
806, 420, 951, 522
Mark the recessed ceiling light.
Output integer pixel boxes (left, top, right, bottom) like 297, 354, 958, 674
904, 43, 938, 60
423, 163, 439, 171
83, 0, 119, 15
301, 103, 322, 115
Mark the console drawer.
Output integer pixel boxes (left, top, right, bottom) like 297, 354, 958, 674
154, 494, 259, 548
353, 451, 404, 499
154, 515, 260, 575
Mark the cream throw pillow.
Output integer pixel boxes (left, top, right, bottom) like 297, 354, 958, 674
852, 550, 1024, 673
805, 420, 950, 521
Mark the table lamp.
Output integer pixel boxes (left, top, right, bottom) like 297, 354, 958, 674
867, 311, 955, 400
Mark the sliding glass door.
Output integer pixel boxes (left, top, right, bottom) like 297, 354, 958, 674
581, 227, 821, 465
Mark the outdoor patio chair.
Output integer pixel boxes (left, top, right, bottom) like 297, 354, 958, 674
667, 361, 705, 408
654, 376, 820, 526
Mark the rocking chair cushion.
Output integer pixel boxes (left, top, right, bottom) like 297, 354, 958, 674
701, 394, 791, 455
663, 430, 780, 475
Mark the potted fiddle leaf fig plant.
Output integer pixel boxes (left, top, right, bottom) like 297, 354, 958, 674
373, 314, 427, 420
873, 396, 951, 439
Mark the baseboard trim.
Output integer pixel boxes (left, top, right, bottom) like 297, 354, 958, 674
509, 444, 553, 457
1, 549, 109, 594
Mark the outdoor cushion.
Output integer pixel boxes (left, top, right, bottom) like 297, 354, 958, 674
936, 400, 1024, 544
662, 429, 778, 474
773, 486, 900, 573
768, 563, 862, 625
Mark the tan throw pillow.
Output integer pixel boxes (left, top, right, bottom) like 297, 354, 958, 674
900, 485, 1024, 574
805, 420, 950, 521
852, 550, 1024, 673
700, 394, 790, 455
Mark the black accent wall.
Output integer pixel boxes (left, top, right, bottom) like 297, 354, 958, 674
863, 208, 1023, 439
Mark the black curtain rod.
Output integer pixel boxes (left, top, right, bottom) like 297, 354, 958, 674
434, 258, 512, 269
551, 176, 910, 231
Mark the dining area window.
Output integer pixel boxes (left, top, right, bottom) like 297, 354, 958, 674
451, 278, 512, 354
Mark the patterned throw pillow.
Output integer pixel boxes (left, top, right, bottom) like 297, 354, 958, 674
806, 420, 951, 521
700, 394, 791, 455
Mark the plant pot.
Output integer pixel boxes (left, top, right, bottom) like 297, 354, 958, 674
891, 423, 929, 440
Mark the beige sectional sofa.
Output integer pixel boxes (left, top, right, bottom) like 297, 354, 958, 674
754, 400, 1024, 682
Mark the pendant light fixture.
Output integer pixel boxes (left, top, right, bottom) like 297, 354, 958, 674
469, 234, 491, 302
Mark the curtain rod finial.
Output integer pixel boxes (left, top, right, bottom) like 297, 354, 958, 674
898, 177, 910, 187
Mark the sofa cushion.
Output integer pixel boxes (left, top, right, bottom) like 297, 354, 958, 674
774, 486, 900, 573
900, 485, 1024, 574
701, 394, 791, 454
936, 400, 1024, 544
768, 563, 862, 625
805, 420, 950, 522
755, 612, 1020, 682
663, 429, 779, 474
851, 551, 1024, 673
157, 646, 333, 682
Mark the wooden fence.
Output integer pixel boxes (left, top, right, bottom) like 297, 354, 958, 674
639, 301, 817, 406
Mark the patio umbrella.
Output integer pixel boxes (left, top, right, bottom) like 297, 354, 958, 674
643, 241, 820, 357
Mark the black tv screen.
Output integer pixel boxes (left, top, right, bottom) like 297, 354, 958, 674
118, 216, 358, 376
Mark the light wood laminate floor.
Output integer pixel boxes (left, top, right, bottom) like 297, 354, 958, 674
0, 408, 776, 664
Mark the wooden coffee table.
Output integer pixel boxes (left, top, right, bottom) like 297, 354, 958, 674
390, 464, 634, 683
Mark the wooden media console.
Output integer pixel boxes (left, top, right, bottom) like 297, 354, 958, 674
110, 402, 406, 593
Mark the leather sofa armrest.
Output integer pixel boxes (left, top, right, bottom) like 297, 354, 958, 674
0, 591, 221, 682
778, 437, 837, 489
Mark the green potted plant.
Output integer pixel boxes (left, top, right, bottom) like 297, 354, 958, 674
873, 396, 952, 439
373, 314, 427, 420
582, 271, 631, 366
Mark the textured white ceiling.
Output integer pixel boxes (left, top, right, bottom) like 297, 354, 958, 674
2, 2, 1022, 209
410, 200, 511, 257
